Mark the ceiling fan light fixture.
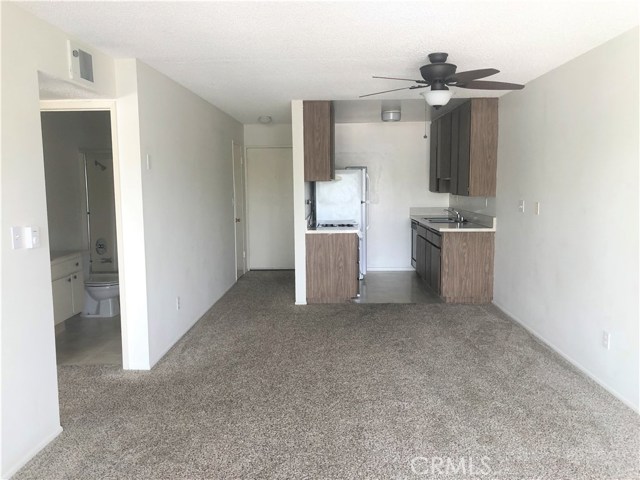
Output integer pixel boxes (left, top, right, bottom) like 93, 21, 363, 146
421, 89, 453, 110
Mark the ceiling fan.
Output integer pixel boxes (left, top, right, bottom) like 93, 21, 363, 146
361, 52, 524, 109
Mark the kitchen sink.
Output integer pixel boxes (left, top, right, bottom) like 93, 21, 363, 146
423, 217, 468, 224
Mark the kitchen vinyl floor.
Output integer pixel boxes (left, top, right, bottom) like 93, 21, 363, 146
55, 314, 122, 366
355, 271, 442, 303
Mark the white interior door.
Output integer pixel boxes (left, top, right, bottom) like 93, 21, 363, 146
233, 143, 247, 279
246, 147, 294, 269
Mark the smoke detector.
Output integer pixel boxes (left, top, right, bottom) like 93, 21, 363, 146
381, 109, 401, 122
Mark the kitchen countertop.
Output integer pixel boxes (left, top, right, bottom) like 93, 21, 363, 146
411, 213, 496, 233
50, 250, 84, 262
307, 227, 361, 235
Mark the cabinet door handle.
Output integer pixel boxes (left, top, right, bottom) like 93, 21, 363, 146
73, 275, 77, 279
75, 262, 79, 266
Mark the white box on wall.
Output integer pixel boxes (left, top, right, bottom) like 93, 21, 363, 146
68, 40, 94, 85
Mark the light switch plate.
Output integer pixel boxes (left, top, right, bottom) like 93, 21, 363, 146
10, 226, 41, 249
518, 200, 525, 213
29, 226, 41, 248
11, 226, 24, 249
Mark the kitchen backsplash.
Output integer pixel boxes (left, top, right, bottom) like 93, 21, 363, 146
449, 195, 497, 216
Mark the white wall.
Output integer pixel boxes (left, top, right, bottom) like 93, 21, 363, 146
244, 123, 292, 147
0, 3, 116, 476
41, 111, 112, 252
335, 122, 449, 270
134, 61, 244, 366
450, 195, 496, 217
291, 101, 307, 304
494, 28, 639, 411
114, 59, 151, 370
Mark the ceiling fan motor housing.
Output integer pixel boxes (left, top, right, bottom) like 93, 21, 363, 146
420, 63, 457, 83
428, 52, 449, 63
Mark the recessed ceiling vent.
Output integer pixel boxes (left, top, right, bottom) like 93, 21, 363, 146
68, 41, 94, 83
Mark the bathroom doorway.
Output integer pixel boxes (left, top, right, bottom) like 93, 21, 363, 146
41, 109, 122, 366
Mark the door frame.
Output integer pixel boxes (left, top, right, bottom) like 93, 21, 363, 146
232, 140, 247, 280
39, 99, 131, 368
245, 146, 294, 271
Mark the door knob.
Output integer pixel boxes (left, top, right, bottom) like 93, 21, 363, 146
235, 218, 241, 223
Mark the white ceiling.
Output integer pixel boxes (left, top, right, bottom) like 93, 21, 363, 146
21, 1, 638, 124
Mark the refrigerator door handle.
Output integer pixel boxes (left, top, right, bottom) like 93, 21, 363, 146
365, 173, 370, 230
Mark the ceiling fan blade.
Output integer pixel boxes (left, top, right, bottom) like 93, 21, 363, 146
359, 85, 427, 98
447, 68, 499, 85
373, 76, 429, 84
456, 80, 525, 90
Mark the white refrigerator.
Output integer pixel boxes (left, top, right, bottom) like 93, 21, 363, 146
315, 167, 369, 278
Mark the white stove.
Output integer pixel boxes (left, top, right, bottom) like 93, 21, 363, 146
316, 220, 358, 229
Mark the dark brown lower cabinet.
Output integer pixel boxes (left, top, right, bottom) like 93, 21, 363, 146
429, 242, 441, 294
416, 234, 427, 279
306, 232, 359, 303
413, 224, 494, 303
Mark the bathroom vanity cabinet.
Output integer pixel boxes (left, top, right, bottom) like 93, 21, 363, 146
51, 252, 84, 324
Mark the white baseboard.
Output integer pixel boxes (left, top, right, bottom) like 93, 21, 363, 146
367, 267, 415, 272
492, 301, 639, 414
2, 426, 63, 479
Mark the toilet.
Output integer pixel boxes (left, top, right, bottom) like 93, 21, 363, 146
84, 273, 120, 317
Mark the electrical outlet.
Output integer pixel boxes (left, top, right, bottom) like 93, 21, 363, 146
534, 202, 541, 215
518, 200, 525, 213
602, 331, 611, 350
176, 296, 181, 311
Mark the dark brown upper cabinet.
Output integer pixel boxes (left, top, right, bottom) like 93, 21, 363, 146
437, 112, 452, 180
430, 98, 498, 197
303, 101, 335, 182
429, 120, 439, 192
429, 114, 451, 193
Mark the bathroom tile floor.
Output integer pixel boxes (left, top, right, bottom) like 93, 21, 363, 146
55, 314, 122, 366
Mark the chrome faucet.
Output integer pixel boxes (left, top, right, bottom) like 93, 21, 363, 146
444, 208, 464, 222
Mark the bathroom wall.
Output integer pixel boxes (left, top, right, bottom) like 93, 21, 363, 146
40, 111, 112, 256
84, 149, 118, 273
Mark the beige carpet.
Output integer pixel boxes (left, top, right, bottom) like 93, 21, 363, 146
15, 271, 640, 479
